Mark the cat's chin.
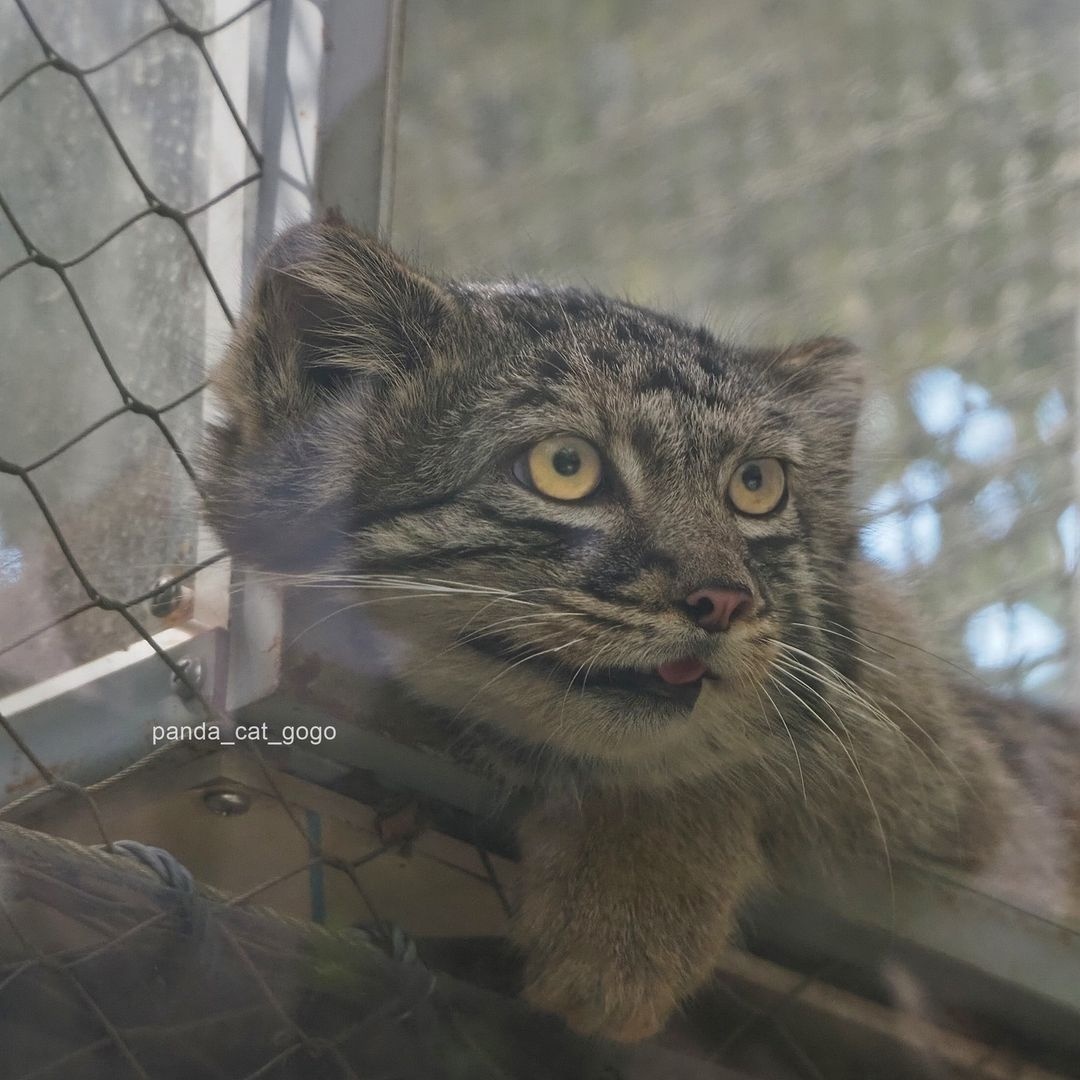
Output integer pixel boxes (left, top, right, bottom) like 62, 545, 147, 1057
412, 658, 768, 785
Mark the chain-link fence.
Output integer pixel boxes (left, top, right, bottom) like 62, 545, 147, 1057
2, 0, 1079, 1077
0, 0, 258, 697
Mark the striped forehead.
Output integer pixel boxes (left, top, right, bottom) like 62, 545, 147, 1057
469, 284, 804, 470
486, 356, 789, 495
603, 381, 766, 501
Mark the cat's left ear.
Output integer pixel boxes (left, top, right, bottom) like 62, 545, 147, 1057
770, 336, 863, 433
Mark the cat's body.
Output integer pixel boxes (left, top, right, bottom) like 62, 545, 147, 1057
201, 217, 1078, 1041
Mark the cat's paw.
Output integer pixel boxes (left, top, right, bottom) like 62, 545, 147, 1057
522, 954, 678, 1042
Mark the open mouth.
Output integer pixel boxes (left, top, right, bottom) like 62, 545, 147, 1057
579, 657, 711, 706
463, 631, 712, 705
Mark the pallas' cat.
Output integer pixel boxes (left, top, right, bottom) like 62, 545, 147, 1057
201, 216, 1078, 1041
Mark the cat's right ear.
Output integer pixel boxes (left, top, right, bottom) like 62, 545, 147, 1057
213, 217, 459, 443
200, 219, 460, 570
769, 336, 863, 436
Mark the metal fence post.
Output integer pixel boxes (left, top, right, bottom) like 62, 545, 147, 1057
315, 0, 405, 233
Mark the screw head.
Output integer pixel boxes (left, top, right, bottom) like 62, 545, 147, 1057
203, 789, 251, 816
149, 577, 183, 618
170, 658, 204, 701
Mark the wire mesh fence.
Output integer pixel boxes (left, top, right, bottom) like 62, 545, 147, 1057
1, 0, 1079, 1078
0, 0, 261, 697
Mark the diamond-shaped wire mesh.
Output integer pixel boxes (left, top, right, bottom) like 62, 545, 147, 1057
0, 0, 259, 696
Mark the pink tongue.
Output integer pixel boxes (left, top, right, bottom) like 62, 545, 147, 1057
656, 658, 708, 685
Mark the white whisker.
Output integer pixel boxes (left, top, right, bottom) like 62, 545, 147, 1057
768, 671, 894, 903
756, 678, 807, 804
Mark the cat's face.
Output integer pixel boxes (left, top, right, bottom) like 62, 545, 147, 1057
202, 220, 862, 782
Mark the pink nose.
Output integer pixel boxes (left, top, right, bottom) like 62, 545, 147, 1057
685, 587, 753, 632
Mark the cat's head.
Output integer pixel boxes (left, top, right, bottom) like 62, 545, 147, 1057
201, 218, 863, 782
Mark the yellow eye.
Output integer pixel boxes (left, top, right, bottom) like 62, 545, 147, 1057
521, 436, 603, 501
728, 458, 786, 515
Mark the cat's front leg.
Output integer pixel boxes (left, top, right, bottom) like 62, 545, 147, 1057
514, 783, 766, 1041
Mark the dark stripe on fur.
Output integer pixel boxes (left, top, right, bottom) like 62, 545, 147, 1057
747, 534, 799, 558
360, 545, 513, 572
351, 491, 462, 533
470, 504, 603, 549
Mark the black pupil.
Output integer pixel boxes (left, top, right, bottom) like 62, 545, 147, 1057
742, 464, 763, 491
553, 446, 581, 476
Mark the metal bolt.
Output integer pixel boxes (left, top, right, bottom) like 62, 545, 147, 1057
203, 789, 251, 816
149, 576, 183, 618
170, 658, 204, 701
